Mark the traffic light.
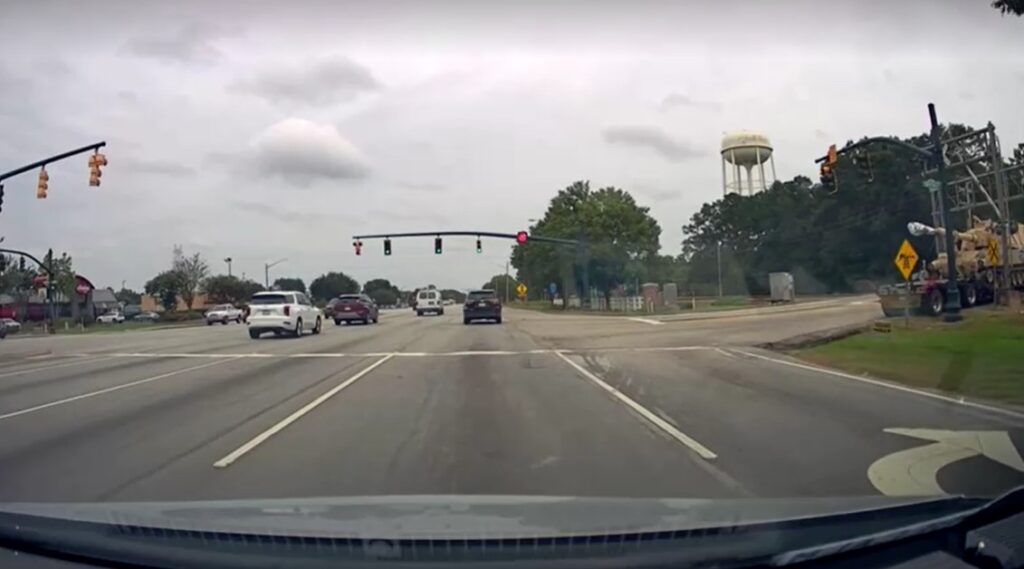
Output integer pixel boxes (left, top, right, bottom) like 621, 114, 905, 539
88, 152, 107, 187
384, 238, 392, 256
0, 255, 5, 272
516, 231, 528, 244
19, 256, 26, 271
820, 162, 837, 193
353, 240, 363, 256
434, 236, 443, 255
475, 237, 482, 254
36, 167, 49, 199
827, 144, 838, 165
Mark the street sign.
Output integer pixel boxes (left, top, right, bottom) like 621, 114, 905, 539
987, 238, 1000, 265
894, 239, 919, 281
548, 282, 557, 295
516, 282, 527, 298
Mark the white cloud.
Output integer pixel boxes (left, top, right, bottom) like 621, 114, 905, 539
602, 126, 703, 162
231, 56, 380, 106
248, 118, 370, 185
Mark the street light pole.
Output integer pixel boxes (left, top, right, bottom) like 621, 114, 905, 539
224, 257, 233, 277
264, 258, 287, 288
929, 103, 962, 322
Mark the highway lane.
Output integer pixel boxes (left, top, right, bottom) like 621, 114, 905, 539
1, 303, 1021, 504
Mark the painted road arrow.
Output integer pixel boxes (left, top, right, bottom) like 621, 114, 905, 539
868, 428, 1024, 496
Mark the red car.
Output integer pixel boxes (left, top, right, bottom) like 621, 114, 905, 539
327, 294, 379, 325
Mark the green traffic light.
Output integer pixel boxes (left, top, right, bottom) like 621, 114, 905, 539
434, 237, 442, 254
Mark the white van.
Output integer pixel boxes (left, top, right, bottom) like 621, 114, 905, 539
415, 289, 443, 316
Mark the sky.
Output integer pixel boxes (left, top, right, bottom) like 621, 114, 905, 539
1, 0, 1022, 292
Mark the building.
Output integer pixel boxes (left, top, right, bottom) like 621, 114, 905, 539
140, 293, 213, 312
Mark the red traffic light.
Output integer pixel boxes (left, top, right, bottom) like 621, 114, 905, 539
515, 231, 528, 244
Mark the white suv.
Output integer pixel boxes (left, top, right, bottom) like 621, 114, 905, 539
247, 291, 322, 339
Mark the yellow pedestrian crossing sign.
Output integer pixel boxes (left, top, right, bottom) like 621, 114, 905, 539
894, 239, 919, 281
987, 238, 1000, 265
516, 283, 527, 298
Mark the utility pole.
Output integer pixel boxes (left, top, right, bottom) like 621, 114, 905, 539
224, 257, 233, 277
505, 260, 510, 303
929, 103, 962, 322
716, 241, 723, 297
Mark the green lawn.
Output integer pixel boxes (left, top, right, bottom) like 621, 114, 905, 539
793, 311, 1024, 405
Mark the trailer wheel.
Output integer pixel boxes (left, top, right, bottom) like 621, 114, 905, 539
922, 287, 944, 317
961, 283, 978, 308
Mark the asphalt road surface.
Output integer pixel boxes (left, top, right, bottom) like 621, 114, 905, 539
1, 299, 1022, 504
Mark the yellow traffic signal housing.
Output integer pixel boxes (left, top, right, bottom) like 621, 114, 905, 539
88, 152, 107, 187
827, 144, 838, 165
36, 167, 49, 199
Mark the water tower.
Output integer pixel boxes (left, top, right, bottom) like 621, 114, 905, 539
721, 130, 776, 196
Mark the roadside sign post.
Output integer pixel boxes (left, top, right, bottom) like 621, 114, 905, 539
894, 240, 919, 328
516, 282, 527, 300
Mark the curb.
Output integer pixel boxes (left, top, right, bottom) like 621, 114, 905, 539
755, 322, 869, 351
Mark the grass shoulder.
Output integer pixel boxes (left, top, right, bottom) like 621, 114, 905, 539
791, 310, 1024, 405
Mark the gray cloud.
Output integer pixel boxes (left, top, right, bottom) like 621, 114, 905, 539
230, 56, 379, 106
232, 200, 345, 225
123, 24, 228, 64
396, 181, 446, 192
248, 118, 370, 185
602, 125, 702, 162
120, 157, 195, 176
659, 93, 721, 112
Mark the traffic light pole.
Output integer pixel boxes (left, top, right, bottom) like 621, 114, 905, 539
815, 102, 961, 322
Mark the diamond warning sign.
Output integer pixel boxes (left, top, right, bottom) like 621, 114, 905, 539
894, 239, 919, 281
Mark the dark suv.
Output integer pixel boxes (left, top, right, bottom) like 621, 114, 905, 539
463, 289, 502, 324
327, 294, 379, 325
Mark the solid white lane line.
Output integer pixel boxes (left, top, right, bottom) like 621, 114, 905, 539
0, 358, 240, 421
0, 356, 116, 379
91, 346, 718, 359
212, 354, 395, 469
553, 351, 718, 460
733, 349, 1024, 423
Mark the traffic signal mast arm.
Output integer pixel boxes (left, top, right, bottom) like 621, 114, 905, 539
352, 230, 580, 246
0, 247, 55, 277
0, 141, 107, 183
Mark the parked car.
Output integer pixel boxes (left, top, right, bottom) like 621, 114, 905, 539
246, 291, 322, 339
416, 289, 444, 316
96, 312, 125, 324
204, 304, 244, 325
327, 294, 379, 325
0, 318, 22, 335
132, 311, 160, 322
463, 289, 502, 324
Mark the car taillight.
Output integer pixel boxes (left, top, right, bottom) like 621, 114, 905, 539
284, 306, 291, 316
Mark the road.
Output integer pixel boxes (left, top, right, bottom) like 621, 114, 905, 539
1, 299, 1022, 504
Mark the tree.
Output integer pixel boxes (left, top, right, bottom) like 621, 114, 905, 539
440, 289, 466, 303
172, 251, 208, 311
145, 271, 182, 312
273, 277, 306, 293
205, 275, 264, 305
482, 274, 516, 301
47, 251, 76, 301
309, 271, 360, 302
513, 181, 661, 302
0, 254, 35, 295
992, 0, 1024, 15
363, 278, 401, 306
115, 288, 142, 305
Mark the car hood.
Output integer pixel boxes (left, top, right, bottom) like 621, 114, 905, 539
0, 494, 974, 540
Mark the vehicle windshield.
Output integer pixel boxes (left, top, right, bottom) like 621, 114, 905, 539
2, 3, 1023, 565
